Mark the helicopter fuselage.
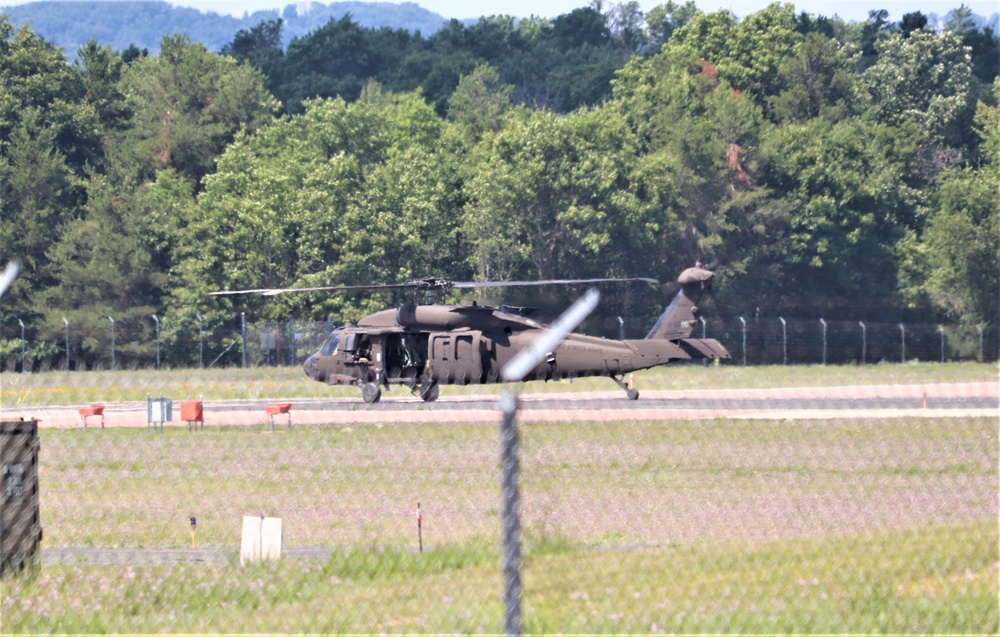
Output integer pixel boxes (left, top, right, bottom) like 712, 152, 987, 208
303, 291, 729, 403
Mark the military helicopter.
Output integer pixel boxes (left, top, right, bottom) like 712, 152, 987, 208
211, 264, 730, 403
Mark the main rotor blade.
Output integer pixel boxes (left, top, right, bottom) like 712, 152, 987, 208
209, 276, 659, 297
208, 283, 419, 296
452, 277, 658, 289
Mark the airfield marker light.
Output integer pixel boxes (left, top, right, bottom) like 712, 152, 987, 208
190, 516, 197, 547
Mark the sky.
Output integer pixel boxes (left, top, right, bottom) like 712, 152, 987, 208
169, 0, 999, 23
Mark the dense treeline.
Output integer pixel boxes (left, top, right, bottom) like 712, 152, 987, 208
0, 3, 997, 366
1, 1, 448, 54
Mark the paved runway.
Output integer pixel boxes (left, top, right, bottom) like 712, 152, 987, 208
5, 381, 997, 428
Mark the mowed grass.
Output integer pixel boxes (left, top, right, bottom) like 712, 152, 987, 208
3, 411, 997, 633
4, 521, 996, 633
1, 360, 996, 405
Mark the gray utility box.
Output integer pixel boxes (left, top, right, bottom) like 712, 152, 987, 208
1, 419, 42, 575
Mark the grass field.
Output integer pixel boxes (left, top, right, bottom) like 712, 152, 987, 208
1, 360, 996, 405
1, 364, 997, 633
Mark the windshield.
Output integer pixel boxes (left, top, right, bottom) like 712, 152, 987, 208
320, 332, 341, 356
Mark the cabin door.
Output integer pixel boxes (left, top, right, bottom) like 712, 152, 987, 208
427, 331, 482, 384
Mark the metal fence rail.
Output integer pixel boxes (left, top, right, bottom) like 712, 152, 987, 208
2, 315, 997, 372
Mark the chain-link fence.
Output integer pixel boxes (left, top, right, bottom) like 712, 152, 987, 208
1, 363, 997, 633
2, 315, 997, 372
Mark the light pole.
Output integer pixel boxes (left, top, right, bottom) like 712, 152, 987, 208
859, 321, 866, 365
107, 316, 116, 370
938, 325, 945, 363
819, 318, 827, 365
779, 317, 787, 366
18, 319, 25, 372
152, 314, 161, 370
196, 314, 204, 369
899, 323, 906, 363
739, 316, 747, 366
62, 317, 70, 371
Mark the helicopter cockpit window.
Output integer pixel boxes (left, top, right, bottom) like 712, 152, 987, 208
320, 332, 341, 356
342, 333, 357, 352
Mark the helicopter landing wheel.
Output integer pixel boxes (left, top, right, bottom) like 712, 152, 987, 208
420, 383, 439, 403
626, 388, 640, 401
362, 382, 382, 404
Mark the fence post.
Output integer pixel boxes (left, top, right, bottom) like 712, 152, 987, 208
498, 288, 599, 637
779, 317, 787, 365
739, 317, 747, 366
241, 312, 247, 369
820, 318, 827, 365
939, 325, 945, 363
152, 314, 161, 370
498, 392, 522, 637
107, 316, 115, 370
18, 319, 25, 372
977, 325, 984, 362
197, 314, 204, 369
62, 317, 69, 372
899, 323, 906, 363
859, 321, 866, 365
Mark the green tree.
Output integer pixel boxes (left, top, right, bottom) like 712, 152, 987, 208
115, 33, 280, 185
858, 30, 976, 147
183, 85, 464, 322
755, 118, 922, 302
767, 32, 857, 123
221, 18, 285, 96
447, 63, 514, 143
900, 79, 1000, 330
645, 1, 698, 48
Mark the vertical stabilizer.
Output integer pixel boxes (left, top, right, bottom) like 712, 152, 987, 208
645, 266, 715, 340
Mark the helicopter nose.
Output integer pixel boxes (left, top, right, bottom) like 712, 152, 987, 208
304, 355, 320, 380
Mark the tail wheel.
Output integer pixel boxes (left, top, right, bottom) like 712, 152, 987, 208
362, 382, 382, 404
626, 388, 640, 401
420, 383, 439, 403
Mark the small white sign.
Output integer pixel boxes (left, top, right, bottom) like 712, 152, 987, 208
240, 516, 282, 565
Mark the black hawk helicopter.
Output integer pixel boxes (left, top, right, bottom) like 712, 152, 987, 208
211, 265, 730, 403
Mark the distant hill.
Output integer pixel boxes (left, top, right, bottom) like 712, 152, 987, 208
0, 1, 448, 55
